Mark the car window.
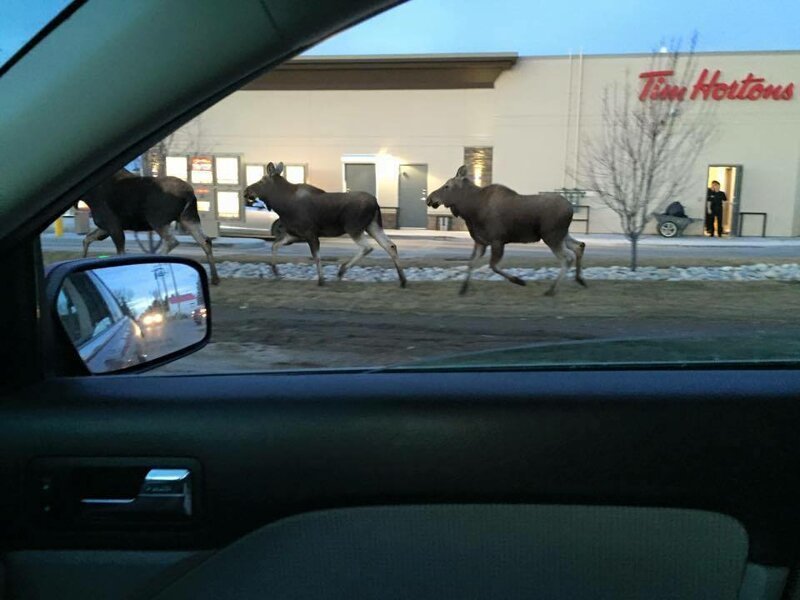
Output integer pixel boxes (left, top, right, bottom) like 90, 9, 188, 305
57, 272, 120, 347
38, 0, 800, 374
0, 0, 73, 67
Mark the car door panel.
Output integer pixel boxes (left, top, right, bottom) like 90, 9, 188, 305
2, 370, 800, 566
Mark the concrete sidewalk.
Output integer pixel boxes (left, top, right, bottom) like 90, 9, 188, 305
383, 228, 800, 248
41, 230, 265, 249
44, 222, 800, 250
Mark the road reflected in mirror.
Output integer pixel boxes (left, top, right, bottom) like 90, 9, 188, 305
56, 262, 207, 374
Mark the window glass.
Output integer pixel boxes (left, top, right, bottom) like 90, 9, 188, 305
215, 157, 239, 185
1, 0, 72, 67
39, 0, 800, 375
216, 190, 240, 219
58, 273, 118, 346
284, 164, 306, 185
165, 156, 188, 181
245, 164, 265, 185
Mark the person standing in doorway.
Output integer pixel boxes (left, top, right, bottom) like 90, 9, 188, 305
706, 180, 727, 237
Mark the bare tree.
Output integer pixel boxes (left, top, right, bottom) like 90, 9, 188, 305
142, 116, 212, 177
582, 36, 715, 270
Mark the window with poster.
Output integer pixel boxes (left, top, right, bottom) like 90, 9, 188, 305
168, 154, 244, 222
190, 156, 214, 184
214, 155, 243, 221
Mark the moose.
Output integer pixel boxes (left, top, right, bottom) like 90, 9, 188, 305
426, 165, 586, 296
244, 162, 406, 287
79, 168, 220, 285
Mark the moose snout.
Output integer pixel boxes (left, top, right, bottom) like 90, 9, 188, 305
426, 194, 440, 209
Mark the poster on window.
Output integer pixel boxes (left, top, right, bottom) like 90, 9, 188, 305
215, 157, 240, 185
190, 156, 214, 184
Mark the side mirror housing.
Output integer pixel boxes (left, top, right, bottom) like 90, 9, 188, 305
44, 256, 211, 375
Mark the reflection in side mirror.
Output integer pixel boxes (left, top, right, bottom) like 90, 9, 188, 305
55, 262, 208, 374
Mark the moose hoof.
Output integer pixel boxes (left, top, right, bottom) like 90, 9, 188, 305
510, 276, 526, 286
318, 279, 326, 287
458, 285, 469, 296
399, 278, 407, 289
211, 277, 220, 286
544, 288, 556, 297
577, 277, 588, 288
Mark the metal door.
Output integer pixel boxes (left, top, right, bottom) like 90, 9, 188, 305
398, 164, 428, 228
344, 163, 377, 196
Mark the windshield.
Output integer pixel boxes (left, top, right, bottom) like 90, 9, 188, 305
40, 0, 800, 374
0, 0, 72, 67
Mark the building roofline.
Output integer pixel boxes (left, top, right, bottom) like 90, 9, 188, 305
242, 50, 798, 92
515, 49, 800, 60
293, 52, 520, 63
243, 53, 518, 91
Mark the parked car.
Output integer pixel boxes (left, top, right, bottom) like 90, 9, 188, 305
218, 197, 284, 240
54, 270, 146, 373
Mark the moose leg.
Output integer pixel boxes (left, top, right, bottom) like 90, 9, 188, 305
565, 235, 587, 287
154, 225, 179, 255
459, 242, 487, 296
366, 221, 407, 288
270, 234, 300, 279
82, 228, 109, 257
307, 236, 324, 286
338, 233, 373, 280
489, 242, 525, 287
544, 238, 575, 297
182, 220, 220, 286
109, 229, 126, 255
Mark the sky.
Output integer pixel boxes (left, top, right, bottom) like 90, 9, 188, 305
92, 263, 200, 316
1, 0, 797, 66
306, 0, 799, 56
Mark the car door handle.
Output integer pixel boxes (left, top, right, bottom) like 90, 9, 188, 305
81, 468, 192, 517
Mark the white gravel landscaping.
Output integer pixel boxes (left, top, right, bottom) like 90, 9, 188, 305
207, 261, 800, 282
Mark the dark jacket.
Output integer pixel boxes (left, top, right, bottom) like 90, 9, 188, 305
707, 189, 727, 211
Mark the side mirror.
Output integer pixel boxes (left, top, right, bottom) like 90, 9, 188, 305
45, 256, 211, 375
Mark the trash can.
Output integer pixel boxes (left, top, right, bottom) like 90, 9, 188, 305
437, 216, 451, 231
74, 208, 91, 234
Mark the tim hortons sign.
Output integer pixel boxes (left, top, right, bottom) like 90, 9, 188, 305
639, 69, 795, 101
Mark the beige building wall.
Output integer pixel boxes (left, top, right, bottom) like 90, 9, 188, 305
174, 89, 493, 223
494, 52, 800, 236
175, 51, 800, 236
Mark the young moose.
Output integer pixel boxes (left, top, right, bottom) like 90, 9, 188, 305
244, 162, 407, 287
426, 166, 586, 296
81, 169, 220, 285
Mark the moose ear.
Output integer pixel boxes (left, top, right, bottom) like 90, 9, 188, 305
456, 165, 468, 178
276, 162, 285, 176
266, 162, 276, 176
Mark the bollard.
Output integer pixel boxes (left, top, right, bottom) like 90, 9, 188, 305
54, 217, 64, 237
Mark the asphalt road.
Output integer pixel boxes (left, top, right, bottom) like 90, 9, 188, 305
41, 231, 800, 263
144, 318, 205, 361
